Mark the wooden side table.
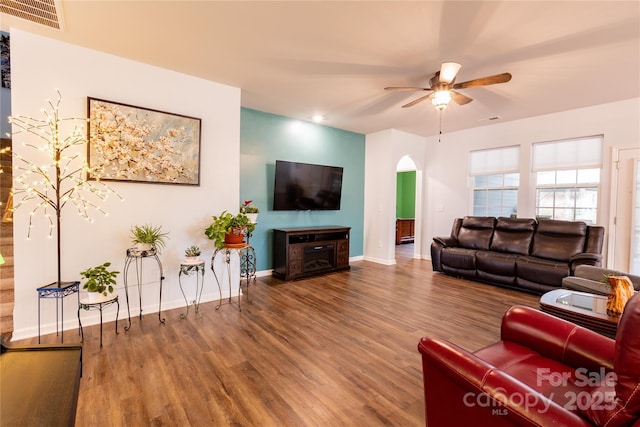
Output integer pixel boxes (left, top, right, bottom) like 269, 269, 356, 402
78, 294, 119, 347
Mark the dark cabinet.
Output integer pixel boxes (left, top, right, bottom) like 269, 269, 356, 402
396, 218, 415, 245
273, 226, 350, 280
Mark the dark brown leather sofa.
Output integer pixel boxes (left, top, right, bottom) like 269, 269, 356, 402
431, 216, 605, 293
417, 294, 640, 426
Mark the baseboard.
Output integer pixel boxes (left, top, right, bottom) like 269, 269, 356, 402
363, 256, 396, 265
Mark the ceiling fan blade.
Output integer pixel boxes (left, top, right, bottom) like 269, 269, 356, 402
401, 93, 432, 108
452, 72, 512, 89
430, 72, 440, 88
451, 90, 473, 105
439, 62, 461, 84
384, 86, 430, 92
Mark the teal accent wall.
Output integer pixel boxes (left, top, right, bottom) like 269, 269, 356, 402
240, 108, 365, 271
396, 171, 416, 218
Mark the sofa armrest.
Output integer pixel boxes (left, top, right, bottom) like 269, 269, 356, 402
501, 306, 615, 371
418, 337, 593, 426
572, 265, 640, 291
562, 275, 610, 295
433, 236, 456, 247
431, 236, 458, 272
569, 253, 603, 271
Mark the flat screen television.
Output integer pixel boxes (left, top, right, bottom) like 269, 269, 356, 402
273, 160, 343, 210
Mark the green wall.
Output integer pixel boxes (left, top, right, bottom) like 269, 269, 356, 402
240, 108, 365, 271
396, 171, 416, 218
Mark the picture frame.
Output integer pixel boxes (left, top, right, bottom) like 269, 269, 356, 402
87, 97, 202, 185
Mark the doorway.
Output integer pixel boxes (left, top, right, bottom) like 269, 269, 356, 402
395, 155, 417, 259
611, 147, 640, 274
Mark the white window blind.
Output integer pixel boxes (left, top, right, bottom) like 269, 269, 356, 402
532, 136, 603, 171
469, 146, 520, 176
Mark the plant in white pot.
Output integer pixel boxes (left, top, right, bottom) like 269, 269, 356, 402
130, 224, 169, 253
80, 262, 120, 302
184, 245, 201, 261
240, 200, 259, 223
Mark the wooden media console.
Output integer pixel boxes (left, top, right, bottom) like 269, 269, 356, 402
272, 226, 350, 281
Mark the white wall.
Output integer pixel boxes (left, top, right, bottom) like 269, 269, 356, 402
421, 98, 640, 259
364, 129, 425, 264
10, 29, 241, 340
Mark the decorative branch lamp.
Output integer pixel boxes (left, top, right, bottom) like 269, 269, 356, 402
7, 90, 121, 285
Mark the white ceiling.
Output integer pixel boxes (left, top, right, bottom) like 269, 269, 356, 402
2, 1, 639, 137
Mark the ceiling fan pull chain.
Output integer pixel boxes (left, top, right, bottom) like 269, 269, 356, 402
438, 110, 443, 143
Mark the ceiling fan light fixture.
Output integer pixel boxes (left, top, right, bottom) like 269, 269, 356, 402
439, 62, 462, 84
432, 90, 452, 110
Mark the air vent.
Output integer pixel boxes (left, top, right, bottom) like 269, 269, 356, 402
478, 116, 503, 122
0, 0, 63, 30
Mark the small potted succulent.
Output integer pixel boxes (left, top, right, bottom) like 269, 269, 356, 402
184, 245, 201, 262
204, 210, 255, 249
130, 224, 169, 253
80, 262, 120, 302
240, 200, 259, 223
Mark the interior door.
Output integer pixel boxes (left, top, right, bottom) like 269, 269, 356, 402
612, 148, 640, 274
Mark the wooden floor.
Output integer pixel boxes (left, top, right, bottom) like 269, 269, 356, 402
17, 245, 539, 426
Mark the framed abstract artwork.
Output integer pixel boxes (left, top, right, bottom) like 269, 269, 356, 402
87, 97, 202, 185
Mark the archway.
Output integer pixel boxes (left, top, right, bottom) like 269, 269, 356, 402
395, 155, 421, 260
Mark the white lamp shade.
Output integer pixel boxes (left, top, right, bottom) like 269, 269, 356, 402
440, 62, 462, 84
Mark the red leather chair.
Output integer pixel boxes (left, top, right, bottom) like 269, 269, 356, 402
418, 294, 640, 427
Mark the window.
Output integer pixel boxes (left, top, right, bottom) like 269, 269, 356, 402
532, 136, 602, 224
469, 146, 520, 217
473, 173, 519, 217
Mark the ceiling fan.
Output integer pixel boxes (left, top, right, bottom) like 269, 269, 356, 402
385, 62, 512, 111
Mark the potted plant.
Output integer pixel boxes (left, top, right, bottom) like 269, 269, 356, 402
240, 200, 260, 223
184, 245, 201, 261
130, 224, 169, 253
80, 262, 120, 302
204, 210, 256, 249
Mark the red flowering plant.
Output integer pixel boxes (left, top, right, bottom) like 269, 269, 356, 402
239, 200, 259, 214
